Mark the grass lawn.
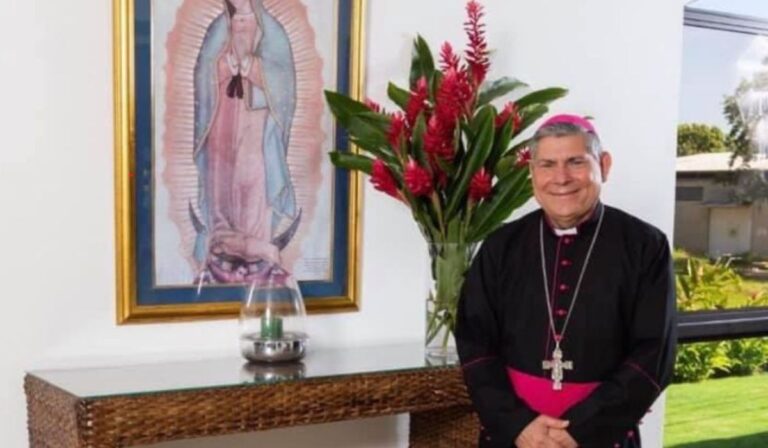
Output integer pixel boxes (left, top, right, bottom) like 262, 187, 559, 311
664, 374, 768, 447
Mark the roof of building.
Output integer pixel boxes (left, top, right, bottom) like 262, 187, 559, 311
676, 152, 768, 172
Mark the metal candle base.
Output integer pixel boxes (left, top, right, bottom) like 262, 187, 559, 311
240, 332, 308, 362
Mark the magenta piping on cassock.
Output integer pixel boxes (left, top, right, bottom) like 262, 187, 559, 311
625, 361, 661, 392
461, 356, 498, 370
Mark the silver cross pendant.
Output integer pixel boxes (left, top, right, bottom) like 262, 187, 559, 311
542, 341, 573, 390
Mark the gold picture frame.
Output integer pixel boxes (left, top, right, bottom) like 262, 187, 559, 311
114, 0, 365, 323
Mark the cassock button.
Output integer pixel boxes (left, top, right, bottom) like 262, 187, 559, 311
560, 259, 572, 267
563, 237, 573, 245
556, 308, 567, 317
558, 283, 569, 292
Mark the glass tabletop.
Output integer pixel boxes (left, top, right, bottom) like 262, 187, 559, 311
29, 343, 458, 399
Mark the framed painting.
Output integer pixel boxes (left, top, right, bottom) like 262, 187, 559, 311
114, 0, 364, 323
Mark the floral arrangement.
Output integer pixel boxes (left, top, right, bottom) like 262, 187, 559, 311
325, 0, 567, 352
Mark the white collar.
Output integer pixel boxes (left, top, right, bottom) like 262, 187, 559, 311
553, 227, 578, 236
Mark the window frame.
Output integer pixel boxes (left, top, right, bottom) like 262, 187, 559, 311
677, 7, 768, 343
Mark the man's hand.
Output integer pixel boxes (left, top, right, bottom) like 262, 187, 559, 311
515, 415, 570, 448
548, 427, 578, 448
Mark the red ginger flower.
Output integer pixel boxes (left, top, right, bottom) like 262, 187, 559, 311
464, 0, 490, 86
496, 101, 522, 131
404, 159, 433, 197
439, 42, 461, 72
371, 159, 400, 199
388, 112, 407, 149
436, 67, 472, 124
469, 167, 492, 201
516, 147, 532, 168
424, 115, 455, 162
405, 77, 429, 126
423, 68, 472, 163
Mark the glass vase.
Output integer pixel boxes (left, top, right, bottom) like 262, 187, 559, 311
425, 242, 477, 362
239, 265, 308, 363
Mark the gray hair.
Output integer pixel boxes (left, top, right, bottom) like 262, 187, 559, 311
529, 122, 602, 159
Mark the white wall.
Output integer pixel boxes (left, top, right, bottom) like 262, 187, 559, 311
0, 0, 684, 446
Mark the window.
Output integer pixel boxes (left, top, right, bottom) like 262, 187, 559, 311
676, 3, 768, 342
670, 6, 768, 446
676, 186, 704, 201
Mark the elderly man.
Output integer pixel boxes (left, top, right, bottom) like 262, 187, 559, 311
455, 114, 676, 448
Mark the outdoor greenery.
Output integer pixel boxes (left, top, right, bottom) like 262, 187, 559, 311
664, 374, 768, 447
677, 123, 726, 156
674, 249, 767, 309
672, 250, 768, 383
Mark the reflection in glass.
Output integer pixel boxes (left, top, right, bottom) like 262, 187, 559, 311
676, 20, 768, 311
240, 361, 306, 384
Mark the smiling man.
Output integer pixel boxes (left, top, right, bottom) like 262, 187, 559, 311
455, 115, 677, 448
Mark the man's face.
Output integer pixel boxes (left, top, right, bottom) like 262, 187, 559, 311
530, 134, 611, 228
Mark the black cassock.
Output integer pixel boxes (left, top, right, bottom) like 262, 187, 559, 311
456, 203, 677, 448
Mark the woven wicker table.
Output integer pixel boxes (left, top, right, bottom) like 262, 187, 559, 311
25, 344, 479, 447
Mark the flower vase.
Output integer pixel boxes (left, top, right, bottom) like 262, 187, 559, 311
425, 242, 476, 361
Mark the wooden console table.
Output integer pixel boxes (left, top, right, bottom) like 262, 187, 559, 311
25, 344, 479, 447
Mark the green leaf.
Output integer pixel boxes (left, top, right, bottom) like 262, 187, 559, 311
325, 90, 369, 125
494, 156, 513, 178
452, 126, 467, 172
445, 106, 495, 218
355, 111, 391, 132
487, 118, 513, 170
329, 152, 375, 174
325, 92, 395, 163
411, 197, 439, 240
348, 137, 398, 166
409, 35, 435, 90
429, 70, 443, 102
515, 104, 550, 136
477, 77, 528, 106
460, 120, 474, 142
468, 168, 533, 241
470, 104, 496, 135
411, 113, 429, 168
387, 82, 410, 110
325, 91, 394, 158
494, 137, 532, 177
346, 115, 389, 149
514, 87, 568, 110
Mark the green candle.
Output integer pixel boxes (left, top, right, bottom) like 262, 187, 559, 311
261, 315, 283, 340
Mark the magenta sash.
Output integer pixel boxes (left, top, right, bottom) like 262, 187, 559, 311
507, 368, 600, 417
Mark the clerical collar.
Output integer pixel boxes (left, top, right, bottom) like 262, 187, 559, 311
543, 202, 604, 236
553, 227, 577, 236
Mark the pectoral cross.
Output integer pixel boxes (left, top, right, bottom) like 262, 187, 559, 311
542, 342, 573, 390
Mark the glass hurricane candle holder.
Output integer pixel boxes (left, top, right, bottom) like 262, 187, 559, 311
239, 265, 308, 363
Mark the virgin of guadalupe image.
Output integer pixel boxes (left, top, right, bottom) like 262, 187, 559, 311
162, 0, 324, 287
